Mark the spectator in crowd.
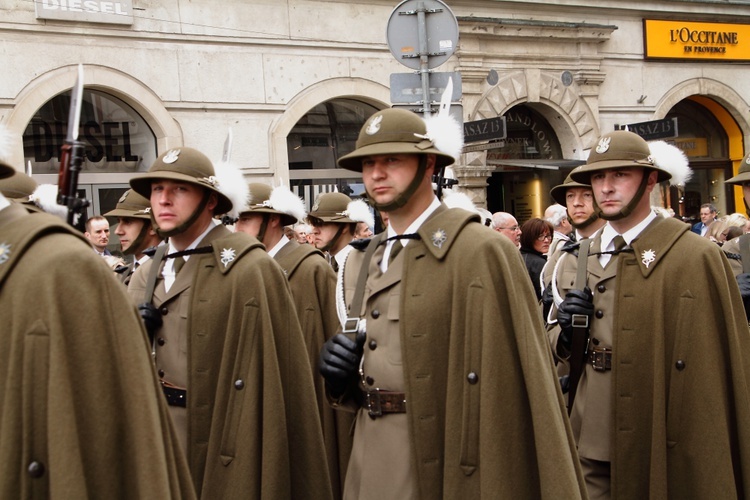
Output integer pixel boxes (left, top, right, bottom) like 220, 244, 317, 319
353, 221, 374, 239
293, 222, 311, 243
544, 203, 573, 256
491, 211, 522, 248
691, 202, 716, 236
84, 215, 112, 256
519, 217, 554, 300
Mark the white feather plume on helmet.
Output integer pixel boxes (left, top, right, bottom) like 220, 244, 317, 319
212, 160, 249, 220
29, 184, 68, 220
268, 184, 307, 224
649, 140, 692, 187
342, 199, 375, 229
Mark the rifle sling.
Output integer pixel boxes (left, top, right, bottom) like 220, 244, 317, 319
343, 236, 383, 340
144, 245, 168, 304
740, 233, 750, 274
567, 238, 590, 414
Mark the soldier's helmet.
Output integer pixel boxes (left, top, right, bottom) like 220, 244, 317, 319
550, 173, 591, 206
0, 171, 37, 201
130, 147, 234, 215
725, 150, 750, 185
337, 108, 461, 172
104, 189, 152, 220
308, 192, 374, 227
238, 183, 306, 227
570, 130, 672, 184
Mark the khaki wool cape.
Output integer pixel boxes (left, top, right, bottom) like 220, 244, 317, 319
336, 206, 587, 499
129, 226, 332, 499
274, 239, 353, 499
0, 204, 195, 499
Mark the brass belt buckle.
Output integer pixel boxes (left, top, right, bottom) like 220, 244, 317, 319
591, 348, 611, 372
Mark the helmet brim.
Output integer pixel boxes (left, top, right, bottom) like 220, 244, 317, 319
570, 159, 670, 184
337, 141, 456, 172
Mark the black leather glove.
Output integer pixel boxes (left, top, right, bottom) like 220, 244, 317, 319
541, 283, 554, 322
737, 273, 750, 322
319, 330, 366, 398
557, 287, 594, 352
559, 375, 570, 394
138, 302, 163, 343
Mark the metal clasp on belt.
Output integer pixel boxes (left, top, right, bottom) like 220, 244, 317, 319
343, 317, 361, 334
365, 390, 383, 418
589, 347, 612, 372
571, 314, 589, 329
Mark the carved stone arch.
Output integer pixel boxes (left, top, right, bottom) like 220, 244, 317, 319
269, 78, 390, 178
4, 64, 181, 168
469, 70, 600, 159
654, 78, 750, 137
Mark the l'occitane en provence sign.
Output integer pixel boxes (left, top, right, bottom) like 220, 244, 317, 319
644, 19, 750, 62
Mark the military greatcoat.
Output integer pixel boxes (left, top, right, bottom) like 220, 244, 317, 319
129, 224, 332, 499
0, 203, 195, 499
334, 205, 586, 499
552, 216, 750, 498
274, 239, 354, 498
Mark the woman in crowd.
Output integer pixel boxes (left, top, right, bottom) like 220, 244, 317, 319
519, 217, 554, 301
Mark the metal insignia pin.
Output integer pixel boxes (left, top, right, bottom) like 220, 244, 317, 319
163, 149, 180, 164
431, 229, 447, 249
595, 137, 611, 154
221, 248, 236, 267
0, 243, 10, 264
641, 249, 656, 268
366, 115, 383, 135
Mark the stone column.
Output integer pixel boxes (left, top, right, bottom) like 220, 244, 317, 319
451, 151, 495, 209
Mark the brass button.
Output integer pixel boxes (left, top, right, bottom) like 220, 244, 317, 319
369, 340, 377, 350
371, 309, 380, 319
675, 360, 686, 371
467, 372, 479, 384
158, 369, 165, 378
597, 284, 606, 293
160, 306, 168, 315
595, 310, 604, 319
365, 376, 374, 386
592, 338, 600, 346
157, 337, 166, 346
28, 461, 45, 478
234, 379, 245, 390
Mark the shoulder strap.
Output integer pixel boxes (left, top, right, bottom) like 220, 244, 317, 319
575, 239, 590, 289
567, 237, 591, 414
740, 233, 750, 274
144, 244, 168, 304
342, 237, 381, 338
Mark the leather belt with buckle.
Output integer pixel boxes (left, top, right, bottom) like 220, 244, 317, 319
363, 389, 407, 419
162, 383, 187, 407
587, 347, 612, 372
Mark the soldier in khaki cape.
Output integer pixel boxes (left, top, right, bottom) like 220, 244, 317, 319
552, 130, 750, 499
308, 192, 374, 272
127, 148, 332, 499
319, 108, 586, 499
105, 189, 162, 285
235, 182, 354, 498
0, 136, 195, 498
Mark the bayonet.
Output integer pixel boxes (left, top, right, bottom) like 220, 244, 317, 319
57, 64, 90, 226
222, 127, 233, 163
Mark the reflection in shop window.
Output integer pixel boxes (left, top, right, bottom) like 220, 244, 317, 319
22, 89, 157, 175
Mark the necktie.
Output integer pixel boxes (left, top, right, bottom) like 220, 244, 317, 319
388, 240, 403, 266
173, 255, 185, 275
330, 254, 339, 273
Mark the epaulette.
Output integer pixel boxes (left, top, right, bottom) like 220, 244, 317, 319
350, 238, 372, 251
724, 250, 742, 261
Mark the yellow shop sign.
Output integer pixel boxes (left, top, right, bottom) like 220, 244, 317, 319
644, 19, 750, 61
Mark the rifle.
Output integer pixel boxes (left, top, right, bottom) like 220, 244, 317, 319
57, 64, 90, 227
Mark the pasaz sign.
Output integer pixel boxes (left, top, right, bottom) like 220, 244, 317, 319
618, 117, 678, 141
463, 117, 507, 143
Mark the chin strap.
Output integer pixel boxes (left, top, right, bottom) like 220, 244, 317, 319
598, 170, 651, 221
367, 156, 429, 212
122, 219, 151, 256
154, 192, 211, 238
569, 211, 600, 230
319, 224, 346, 253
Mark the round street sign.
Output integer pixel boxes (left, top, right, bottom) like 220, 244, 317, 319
386, 0, 459, 70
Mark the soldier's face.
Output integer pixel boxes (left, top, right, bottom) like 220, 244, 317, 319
310, 222, 340, 251
85, 219, 110, 251
115, 217, 145, 252
361, 153, 433, 208
565, 187, 596, 226
235, 213, 264, 238
150, 180, 206, 232
590, 167, 655, 219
